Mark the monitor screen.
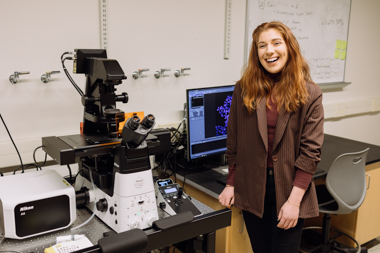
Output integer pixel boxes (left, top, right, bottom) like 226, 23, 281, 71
186, 85, 235, 161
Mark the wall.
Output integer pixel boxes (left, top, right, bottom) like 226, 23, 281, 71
323, 0, 380, 145
0, 0, 379, 169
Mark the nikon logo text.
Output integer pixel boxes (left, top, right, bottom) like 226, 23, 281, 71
20, 206, 34, 212
135, 177, 144, 188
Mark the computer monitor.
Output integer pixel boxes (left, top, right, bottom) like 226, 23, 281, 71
185, 85, 235, 163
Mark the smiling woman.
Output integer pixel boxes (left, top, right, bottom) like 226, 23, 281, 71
241, 21, 312, 114
218, 21, 324, 253
257, 29, 288, 74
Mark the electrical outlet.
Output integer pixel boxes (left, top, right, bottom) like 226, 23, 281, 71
372, 98, 380, 112
335, 103, 346, 117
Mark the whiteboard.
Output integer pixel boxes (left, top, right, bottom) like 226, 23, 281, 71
245, 0, 352, 84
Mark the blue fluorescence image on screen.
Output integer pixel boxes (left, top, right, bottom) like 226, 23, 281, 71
216, 95, 232, 136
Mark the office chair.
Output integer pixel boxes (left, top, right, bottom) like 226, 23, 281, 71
301, 148, 370, 253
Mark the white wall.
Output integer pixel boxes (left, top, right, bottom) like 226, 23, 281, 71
323, 0, 380, 145
0, 0, 379, 168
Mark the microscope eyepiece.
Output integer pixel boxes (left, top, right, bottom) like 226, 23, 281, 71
127, 115, 140, 130
141, 114, 155, 129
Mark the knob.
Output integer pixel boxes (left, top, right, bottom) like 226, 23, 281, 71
174, 68, 191, 77
9, 71, 30, 84
41, 71, 60, 83
132, 68, 149, 79
147, 215, 157, 226
115, 92, 129, 103
159, 202, 166, 210
96, 198, 108, 212
178, 187, 184, 199
154, 68, 171, 79
130, 220, 140, 229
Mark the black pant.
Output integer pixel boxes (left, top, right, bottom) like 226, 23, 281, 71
242, 168, 304, 253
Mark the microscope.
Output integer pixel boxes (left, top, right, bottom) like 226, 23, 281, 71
74, 114, 160, 232
42, 49, 171, 233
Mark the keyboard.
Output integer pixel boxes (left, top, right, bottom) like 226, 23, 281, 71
216, 174, 228, 185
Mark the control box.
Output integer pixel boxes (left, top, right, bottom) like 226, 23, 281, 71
155, 179, 201, 216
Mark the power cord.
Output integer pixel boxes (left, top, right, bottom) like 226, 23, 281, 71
12, 145, 49, 174
74, 169, 83, 181
64, 164, 77, 185
13, 164, 38, 175
33, 145, 48, 170
0, 114, 24, 172
67, 164, 73, 178
0, 114, 54, 175
71, 167, 97, 230
61, 51, 84, 96
170, 118, 185, 143
153, 120, 188, 187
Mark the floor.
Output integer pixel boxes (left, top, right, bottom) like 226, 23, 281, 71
369, 244, 380, 253
366, 237, 380, 252
300, 232, 380, 252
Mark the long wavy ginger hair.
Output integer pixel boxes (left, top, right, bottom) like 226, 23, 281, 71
240, 21, 315, 113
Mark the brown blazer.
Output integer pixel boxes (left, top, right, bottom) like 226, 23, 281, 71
226, 81, 324, 219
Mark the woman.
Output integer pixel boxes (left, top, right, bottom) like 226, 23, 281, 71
218, 21, 324, 253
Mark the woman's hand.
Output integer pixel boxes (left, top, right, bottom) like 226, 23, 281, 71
277, 200, 300, 230
218, 186, 235, 208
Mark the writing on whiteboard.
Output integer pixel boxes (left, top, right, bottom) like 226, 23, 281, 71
247, 0, 351, 83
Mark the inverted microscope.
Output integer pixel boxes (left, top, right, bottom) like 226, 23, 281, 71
42, 49, 172, 233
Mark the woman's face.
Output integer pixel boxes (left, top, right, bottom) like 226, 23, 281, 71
257, 28, 288, 74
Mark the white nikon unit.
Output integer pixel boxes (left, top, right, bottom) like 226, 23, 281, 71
0, 170, 76, 239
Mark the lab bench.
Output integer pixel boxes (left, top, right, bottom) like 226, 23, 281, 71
0, 197, 231, 253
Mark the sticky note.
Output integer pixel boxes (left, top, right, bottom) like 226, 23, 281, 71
340, 50, 346, 60
341, 41, 347, 50
335, 50, 340, 59
336, 40, 342, 49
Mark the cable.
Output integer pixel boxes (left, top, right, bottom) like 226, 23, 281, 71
176, 163, 187, 190
0, 114, 24, 173
61, 51, 72, 61
33, 146, 48, 170
61, 55, 84, 96
62, 57, 83, 96
173, 147, 177, 183
71, 168, 97, 230
158, 205, 172, 217
13, 164, 38, 175
67, 164, 73, 179
170, 118, 185, 143
64, 64, 83, 95
74, 169, 83, 181
12, 165, 23, 174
